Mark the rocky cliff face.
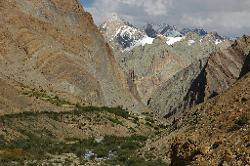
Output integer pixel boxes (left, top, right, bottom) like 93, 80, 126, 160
148, 59, 207, 117
100, 15, 249, 118
117, 33, 218, 107
0, 0, 146, 114
149, 36, 250, 116
203, 36, 250, 99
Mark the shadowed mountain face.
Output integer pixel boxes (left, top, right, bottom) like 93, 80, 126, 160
149, 36, 250, 117
0, 0, 146, 114
141, 72, 250, 166
240, 52, 250, 78
99, 14, 250, 117
100, 16, 248, 117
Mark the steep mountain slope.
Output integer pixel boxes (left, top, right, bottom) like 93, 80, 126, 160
141, 72, 250, 166
100, 14, 247, 118
149, 36, 250, 116
240, 53, 250, 78
148, 59, 207, 117
118, 33, 218, 106
203, 36, 250, 99
0, 0, 146, 113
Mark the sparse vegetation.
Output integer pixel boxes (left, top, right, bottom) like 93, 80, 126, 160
229, 114, 249, 131
235, 114, 249, 126
0, 105, 165, 165
22, 89, 72, 106
0, 130, 163, 165
106, 117, 123, 126
74, 104, 130, 119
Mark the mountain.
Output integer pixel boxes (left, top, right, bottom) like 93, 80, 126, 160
201, 32, 224, 44
144, 24, 208, 38
144, 23, 183, 38
99, 14, 147, 50
0, 0, 146, 114
149, 35, 250, 117
116, 32, 218, 106
99, 14, 250, 121
100, 14, 241, 117
140, 71, 250, 165
0, 1, 249, 165
180, 28, 207, 36
100, 16, 224, 51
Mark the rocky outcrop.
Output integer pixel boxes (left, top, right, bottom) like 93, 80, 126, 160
0, 0, 146, 113
118, 33, 217, 106
239, 52, 250, 78
143, 72, 250, 166
148, 36, 250, 117
188, 36, 250, 103
203, 37, 250, 99
148, 59, 207, 117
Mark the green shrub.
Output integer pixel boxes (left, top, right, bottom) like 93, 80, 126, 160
22, 90, 72, 106
74, 105, 130, 119
235, 114, 249, 126
106, 117, 123, 126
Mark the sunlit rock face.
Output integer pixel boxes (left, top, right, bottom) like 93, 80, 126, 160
0, 0, 147, 113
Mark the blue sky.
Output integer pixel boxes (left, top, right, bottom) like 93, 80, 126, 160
80, 0, 93, 7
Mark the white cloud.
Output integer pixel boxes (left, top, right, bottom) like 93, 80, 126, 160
85, 0, 250, 37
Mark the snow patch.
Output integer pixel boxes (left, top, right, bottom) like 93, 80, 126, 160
166, 37, 184, 45
188, 40, 195, 46
137, 36, 154, 46
215, 39, 222, 45
102, 23, 107, 29
125, 36, 154, 51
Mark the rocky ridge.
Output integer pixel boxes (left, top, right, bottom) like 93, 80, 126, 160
0, 0, 147, 114
100, 14, 249, 117
100, 16, 219, 51
149, 35, 250, 116
141, 72, 250, 166
99, 14, 146, 50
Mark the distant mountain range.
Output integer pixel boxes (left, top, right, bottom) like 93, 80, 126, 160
99, 14, 224, 50
100, 14, 250, 118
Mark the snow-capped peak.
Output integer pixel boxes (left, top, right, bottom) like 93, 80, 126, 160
100, 14, 146, 49
100, 15, 225, 51
200, 32, 225, 45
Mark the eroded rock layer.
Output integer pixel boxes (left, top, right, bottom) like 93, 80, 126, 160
149, 36, 250, 116
0, 0, 146, 114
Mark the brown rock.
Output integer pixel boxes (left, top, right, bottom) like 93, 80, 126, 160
0, 0, 146, 114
